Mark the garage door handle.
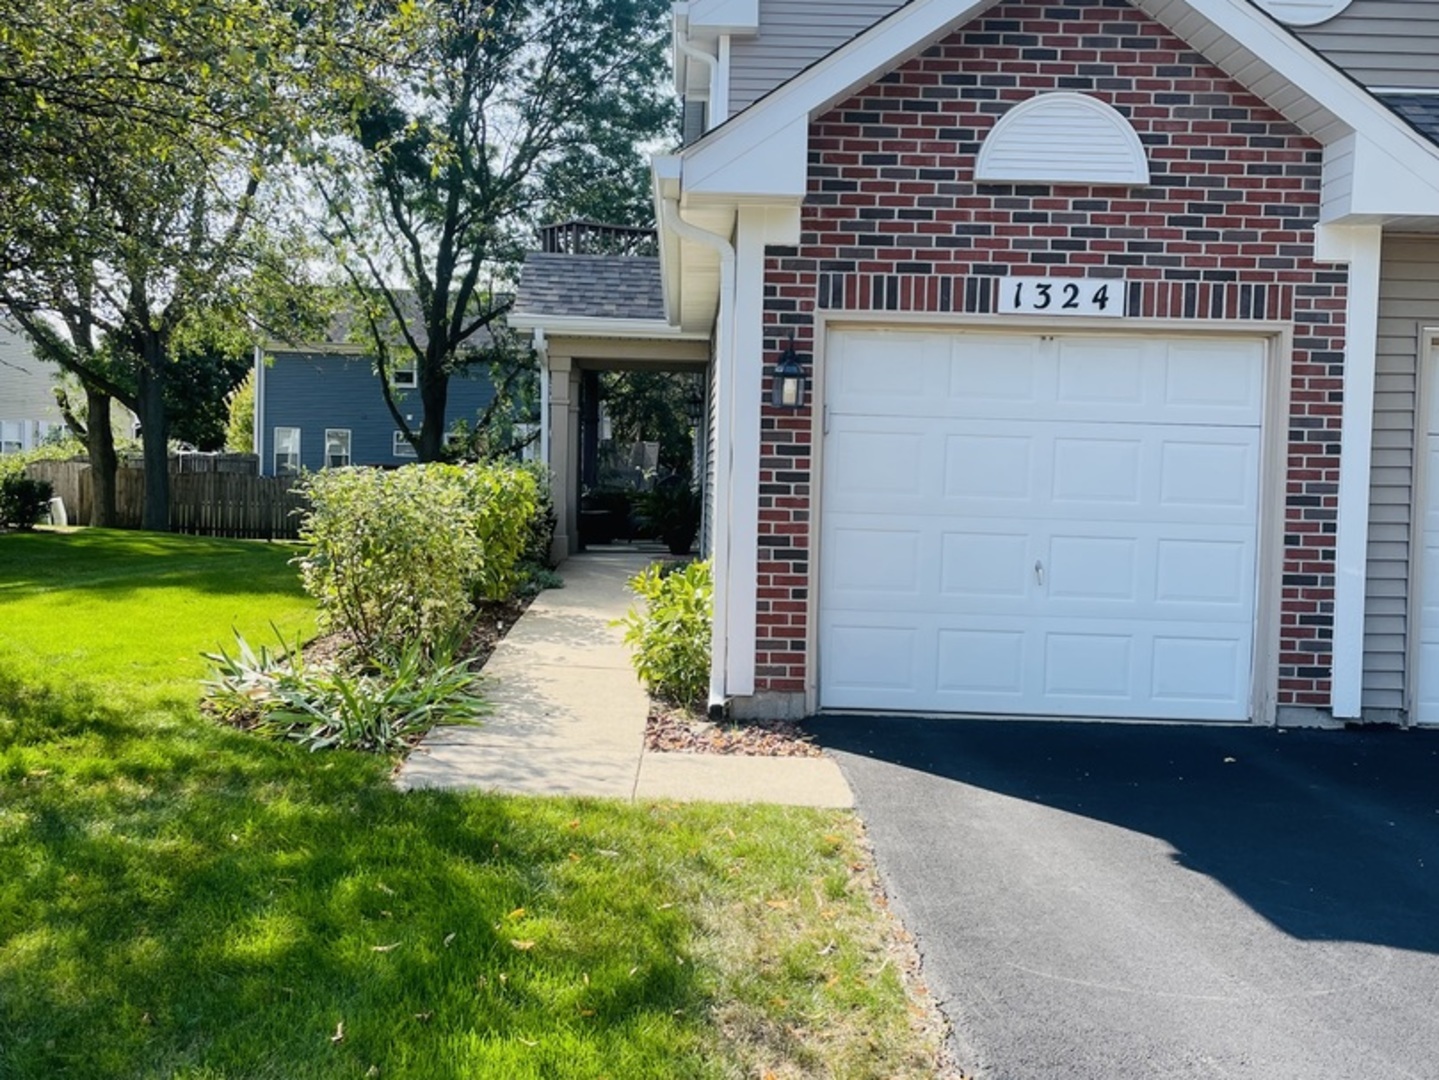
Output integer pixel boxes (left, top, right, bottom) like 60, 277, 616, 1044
1034, 560, 1044, 586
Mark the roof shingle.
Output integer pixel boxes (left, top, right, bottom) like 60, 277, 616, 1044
1379, 94, 1439, 148
514, 252, 665, 322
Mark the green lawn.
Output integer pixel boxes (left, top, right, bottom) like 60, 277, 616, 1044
0, 529, 942, 1079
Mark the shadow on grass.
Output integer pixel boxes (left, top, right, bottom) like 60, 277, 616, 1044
0, 667, 710, 1080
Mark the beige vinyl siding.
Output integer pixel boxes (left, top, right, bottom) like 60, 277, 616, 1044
1365, 237, 1439, 714
1298, 2, 1439, 91
728, 0, 903, 116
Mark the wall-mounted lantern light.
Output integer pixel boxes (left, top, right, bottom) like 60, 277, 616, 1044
771, 338, 806, 409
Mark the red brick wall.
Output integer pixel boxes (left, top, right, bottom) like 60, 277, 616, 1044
754, 0, 1346, 709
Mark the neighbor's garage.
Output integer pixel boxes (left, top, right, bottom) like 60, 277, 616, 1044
818, 328, 1267, 722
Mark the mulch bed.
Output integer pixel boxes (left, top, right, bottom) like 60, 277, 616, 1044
645, 702, 823, 757
298, 595, 533, 671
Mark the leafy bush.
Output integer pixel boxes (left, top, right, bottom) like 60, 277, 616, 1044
617, 559, 713, 707
295, 462, 538, 656
0, 474, 55, 530
202, 629, 487, 752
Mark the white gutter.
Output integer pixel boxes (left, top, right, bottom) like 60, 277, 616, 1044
533, 327, 550, 476
660, 194, 735, 714
1319, 223, 1383, 719
506, 313, 709, 339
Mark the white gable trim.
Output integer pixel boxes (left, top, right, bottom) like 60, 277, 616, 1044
975, 93, 1151, 187
680, 0, 1439, 217
1254, 0, 1352, 27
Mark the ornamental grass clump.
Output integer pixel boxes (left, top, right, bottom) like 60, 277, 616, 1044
618, 559, 713, 707
295, 462, 537, 658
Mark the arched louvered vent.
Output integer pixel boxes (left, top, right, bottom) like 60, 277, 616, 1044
1254, 0, 1353, 27
975, 93, 1150, 187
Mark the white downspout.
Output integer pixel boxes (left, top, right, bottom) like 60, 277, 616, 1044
533, 327, 550, 470
714, 35, 731, 125
675, 31, 720, 132
660, 195, 736, 714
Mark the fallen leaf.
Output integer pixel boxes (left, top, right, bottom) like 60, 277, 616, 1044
568, 851, 581, 862
413, 1012, 432, 1023
507, 907, 526, 920
371, 942, 400, 953
376, 882, 395, 896
765, 899, 790, 910
579, 1008, 595, 1017
567, 819, 580, 829
330, 1021, 345, 1044
510, 939, 536, 951
817, 940, 836, 956
519, 1037, 537, 1047
596, 849, 619, 858
628, 965, 639, 977
443, 932, 456, 947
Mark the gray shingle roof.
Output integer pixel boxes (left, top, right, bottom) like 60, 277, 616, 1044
514, 252, 665, 322
1379, 94, 1439, 148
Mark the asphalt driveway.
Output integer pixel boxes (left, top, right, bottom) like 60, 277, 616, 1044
813, 717, 1439, 1079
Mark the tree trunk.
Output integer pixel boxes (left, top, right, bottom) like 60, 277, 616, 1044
418, 369, 449, 462
84, 386, 119, 528
137, 339, 171, 532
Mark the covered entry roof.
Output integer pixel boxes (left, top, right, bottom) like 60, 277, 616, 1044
514, 253, 666, 322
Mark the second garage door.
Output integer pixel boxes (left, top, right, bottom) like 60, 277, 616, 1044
819, 329, 1266, 721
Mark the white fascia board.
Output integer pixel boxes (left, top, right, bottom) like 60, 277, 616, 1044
686, 0, 758, 35
684, 113, 811, 200
505, 314, 708, 340
1348, 134, 1439, 219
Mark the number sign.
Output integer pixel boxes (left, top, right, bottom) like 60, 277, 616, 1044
998, 277, 1126, 318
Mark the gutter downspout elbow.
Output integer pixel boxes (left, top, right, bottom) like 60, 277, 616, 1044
675, 32, 721, 132
660, 194, 735, 714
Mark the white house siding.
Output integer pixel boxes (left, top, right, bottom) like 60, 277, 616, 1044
0, 325, 65, 451
1297, 2, 1439, 91
727, 0, 902, 116
1364, 237, 1439, 715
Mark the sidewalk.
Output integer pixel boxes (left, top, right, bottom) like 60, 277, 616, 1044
395, 547, 853, 807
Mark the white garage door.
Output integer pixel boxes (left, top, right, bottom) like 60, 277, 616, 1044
819, 329, 1266, 721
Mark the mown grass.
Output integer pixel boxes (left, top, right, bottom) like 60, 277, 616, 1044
0, 529, 941, 1079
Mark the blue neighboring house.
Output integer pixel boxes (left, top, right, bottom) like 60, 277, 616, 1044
253, 332, 500, 477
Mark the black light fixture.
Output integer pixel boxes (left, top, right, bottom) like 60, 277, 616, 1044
771, 337, 806, 409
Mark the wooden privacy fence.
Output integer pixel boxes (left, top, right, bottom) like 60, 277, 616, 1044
24, 460, 306, 539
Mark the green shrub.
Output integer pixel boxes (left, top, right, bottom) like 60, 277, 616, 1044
295, 461, 538, 656
617, 559, 713, 707
203, 628, 487, 752
0, 474, 54, 530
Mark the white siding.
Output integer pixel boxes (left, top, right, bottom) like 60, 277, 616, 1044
1298, 2, 1439, 90
0, 325, 65, 443
1364, 237, 1439, 713
727, 0, 902, 116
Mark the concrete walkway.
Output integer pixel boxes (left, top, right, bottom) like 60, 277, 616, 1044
396, 548, 852, 807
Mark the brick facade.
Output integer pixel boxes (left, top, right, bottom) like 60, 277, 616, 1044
754, 0, 1347, 709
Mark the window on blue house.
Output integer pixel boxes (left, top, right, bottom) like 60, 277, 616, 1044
392, 363, 417, 389
325, 428, 352, 468
393, 431, 417, 458
274, 426, 301, 474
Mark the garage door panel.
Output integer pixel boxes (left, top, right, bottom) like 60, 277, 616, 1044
824, 526, 923, 595
820, 329, 1263, 721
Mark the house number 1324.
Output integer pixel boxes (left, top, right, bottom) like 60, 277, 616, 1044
998, 277, 1126, 318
